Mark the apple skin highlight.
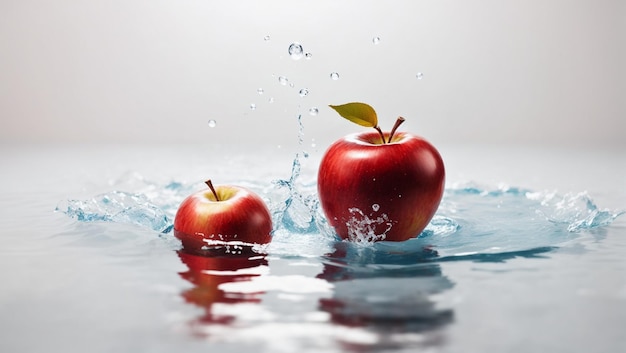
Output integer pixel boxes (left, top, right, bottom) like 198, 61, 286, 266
318, 131, 445, 242
174, 185, 273, 251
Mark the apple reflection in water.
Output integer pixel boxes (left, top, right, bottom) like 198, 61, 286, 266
317, 242, 455, 350
177, 248, 268, 329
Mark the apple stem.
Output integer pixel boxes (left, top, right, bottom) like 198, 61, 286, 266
205, 179, 221, 201
374, 125, 386, 144
387, 117, 406, 143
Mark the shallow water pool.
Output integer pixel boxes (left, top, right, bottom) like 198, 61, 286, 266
1, 143, 625, 353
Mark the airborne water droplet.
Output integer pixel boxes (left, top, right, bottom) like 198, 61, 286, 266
278, 76, 288, 85
330, 72, 339, 80
268, 97, 274, 103
250, 103, 256, 110
208, 120, 216, 128
257, 88, 264, 95
263, 35, 270, 41
372, 204, 380, 212
416, 72, 424, 80
288, 42, 304, 60
372, 36, 381, 44
305, 52, 312, 59
299, 88, 309, 97
309, 107, 318, 116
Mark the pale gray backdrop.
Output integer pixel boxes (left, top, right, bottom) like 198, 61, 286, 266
1, 0, 624, 149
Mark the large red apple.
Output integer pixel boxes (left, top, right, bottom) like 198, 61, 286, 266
174, 180, 273, 251
318, 102, 445, 242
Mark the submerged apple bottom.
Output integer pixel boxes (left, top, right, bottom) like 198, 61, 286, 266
318, 132, 445, 242
173, 187, 273, 253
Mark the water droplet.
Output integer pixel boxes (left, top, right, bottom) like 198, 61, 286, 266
330, 72, 339, 80
278, 76, 288, 85
263, 35, 270, 41
250, 103, 256, 110
208, 119, 216, 128
257, 88, 264, 95
289, 82, 295, 88
305, 52, 312, 59
288, 42, 304, 60
372, 204, 380, 212
299, 88, 309, 97
416, 72, 424, 80
268, 97, 274, 103
372, 36, 381, 44
311, 142, 317, 148
308, 107, 318, 116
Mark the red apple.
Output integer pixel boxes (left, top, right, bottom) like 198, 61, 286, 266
174, 180, 273, 251
317, 102, 445, 242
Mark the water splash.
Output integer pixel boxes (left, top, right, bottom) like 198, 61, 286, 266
345, 207, 393, 243
271, 156, 319, 233
56, 190, 173, 233
57, 175, 623, 263
531, 190, 625, 232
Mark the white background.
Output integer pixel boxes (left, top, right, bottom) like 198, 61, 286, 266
1, 0, 624, 149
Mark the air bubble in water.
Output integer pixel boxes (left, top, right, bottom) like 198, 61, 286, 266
372, 204, 380, 212
208, 120, 216, 127
278, 76, 288, 85
250, 103, 256, 110
257, 88, 264, 95
372, 36, 381, 44
330, 72, 339, 80
288, 43, 304, 60
299, 88, 309, 97
305, 52, 312, 59
309, 107, 318, 116
416, 72, 424, 80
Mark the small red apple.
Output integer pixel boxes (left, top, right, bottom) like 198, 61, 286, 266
318, 102, 445, 242
174, 180, 273, 251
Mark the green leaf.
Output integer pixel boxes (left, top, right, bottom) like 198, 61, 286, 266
329, 102, 378, 128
